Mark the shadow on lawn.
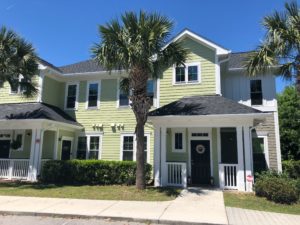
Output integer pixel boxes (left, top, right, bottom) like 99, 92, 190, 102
149, 186, 182, 197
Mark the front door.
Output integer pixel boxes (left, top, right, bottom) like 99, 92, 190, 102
191, 140, 211, 185
61, 140, 72, 160
0, 140, 10, 158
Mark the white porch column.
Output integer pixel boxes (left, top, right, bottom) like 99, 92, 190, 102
243, 126, 253, 192
27, 129, 43, 181
154, 126, 161, 187
236, 126, 246, 191
160, 127, 167, 186
37, 129, 45, 175
53, 129, 59, 160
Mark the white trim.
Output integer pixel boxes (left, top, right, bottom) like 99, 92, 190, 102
165, 29, 230, 55
215, 55, 221, 95
252, 134, 270, 168
172, 62, 201, 85
64, 82, 79, 110
156, 78, 160, 108
274, 111, 282, 172
116, 78, 131, 108
60, 136, 74, 160
85, 80, 101, 109
154, 126, 161, 186
76, 132, 103, 160
37, 72, 44, 102
171, 128, 186, 153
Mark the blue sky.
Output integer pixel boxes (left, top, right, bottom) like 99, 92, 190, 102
0, 0, 295, 92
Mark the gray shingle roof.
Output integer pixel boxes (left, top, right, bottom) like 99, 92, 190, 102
228, 51, 253, 69
59, 59, 106, 74
148, 95, 262, 116
37, 58, 62, 73
0, 102, 82, 127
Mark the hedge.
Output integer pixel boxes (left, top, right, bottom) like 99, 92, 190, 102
40, 160, 152, 185
282, 160, 300, 179
254, 171, 298, 204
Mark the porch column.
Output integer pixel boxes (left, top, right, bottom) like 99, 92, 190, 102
37, 129, 45, 175
27, 129, 43, 181
243, 126, 253, 191
53, 129, 59, 160
236, 126, 246, 191
154, 126, 161, 186
160, 126, 167, 186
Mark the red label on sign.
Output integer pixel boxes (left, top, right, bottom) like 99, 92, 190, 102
246, 175, 254, 182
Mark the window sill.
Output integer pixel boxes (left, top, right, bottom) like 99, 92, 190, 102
173, 81, 200, 86
86, 107, 100, 110
172, 149, 186, 153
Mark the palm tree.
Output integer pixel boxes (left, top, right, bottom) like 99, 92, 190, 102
246, 1, 300, 94
92, 11, 187, 189
0, 26, 38, 97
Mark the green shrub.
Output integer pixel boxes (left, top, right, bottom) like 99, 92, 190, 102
282, 160, 300, 179
41, 160, 152, 185
254, 171, 298, 204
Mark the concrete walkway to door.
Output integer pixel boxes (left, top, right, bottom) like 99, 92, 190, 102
0, 187, 228, 225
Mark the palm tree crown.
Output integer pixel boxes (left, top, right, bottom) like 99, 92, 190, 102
92, 11, 188, 189
246, 1, 300, 93
0, 26, 38, 97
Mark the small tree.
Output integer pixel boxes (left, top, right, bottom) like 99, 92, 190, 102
246, 1, 300, 93
0, 26, 38, 97
277, 86, 300, 160
92, 11, 187, 189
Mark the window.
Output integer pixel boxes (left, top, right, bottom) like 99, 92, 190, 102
252, 136, 268, 174
119, 88, 129, 106
14, 131, 24, 151
220, 128, 238, 164
121, 134, 150, 162
250, 80, 263, 105
10, 75, 29, 94
76, 135, 101, 160
87, 82, 99, 108
174, 63, 200, 84
147, 80, 154, 106
172, 129, 185, 152
66, 83, 78, 109
191, 133, 208, 137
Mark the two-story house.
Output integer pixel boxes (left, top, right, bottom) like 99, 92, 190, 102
0, 29, 281, 191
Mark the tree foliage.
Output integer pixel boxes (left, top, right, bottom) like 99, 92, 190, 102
277, 86, 300, 160
92, 11, 188, 189
0, 26, 38, 97
245, 1, 300, 93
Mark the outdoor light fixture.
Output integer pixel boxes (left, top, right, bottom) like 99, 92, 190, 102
110, 123, 116, 128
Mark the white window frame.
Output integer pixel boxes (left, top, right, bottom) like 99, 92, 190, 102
120, 133, 150, 163
116, 78, 131, 108
173, 62, 201, 85
250, 79, 263, 106
13, 130, 25, 151
86, 80, 101, 109
65, 82, 79, 110
172, 128, 186, 153
9, 74, 27, 95
76, 133, 102, 160
252, 134, 269, 168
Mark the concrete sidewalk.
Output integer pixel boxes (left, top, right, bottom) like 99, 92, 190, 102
226, 207, 300, 225
0, 188, 228, 225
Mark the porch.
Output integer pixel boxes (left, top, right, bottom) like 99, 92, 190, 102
0, 103, 82, 181
149, 95, 268, 192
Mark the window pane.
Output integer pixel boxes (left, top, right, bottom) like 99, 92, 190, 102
252, 138, 264, 154
220, 128, 238, 164
90, 136, 99, 150
123, 151, 133, 161
147, 80, 154, 106
175, 67, 185, 82
123, 136, 134, 150
119, 86, 129, 106
77, 137, 87, 159
252, 137, 267, 174
175, 133, 183, 149
251, 93, 263, 105
88, 83, 98, 107
144, 136, 148, 162
188, 66, 198, 81
89, 151, 99, 159
67, 85, 77, 108
250, 80, 263, 105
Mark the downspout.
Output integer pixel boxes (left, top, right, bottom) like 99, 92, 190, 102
216, 54, 231, 96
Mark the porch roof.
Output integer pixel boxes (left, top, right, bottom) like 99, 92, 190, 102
0, 102, 82, 127
149, 95, 263, 117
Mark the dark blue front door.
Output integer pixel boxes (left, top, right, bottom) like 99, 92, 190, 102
191, 140, 211, 185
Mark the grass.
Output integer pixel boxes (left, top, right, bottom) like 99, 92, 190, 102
224, 191, 300, 215
0, 182, 181, 201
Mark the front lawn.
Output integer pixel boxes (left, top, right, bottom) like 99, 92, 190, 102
0, 182, 181, 201
224, 191, 300, 215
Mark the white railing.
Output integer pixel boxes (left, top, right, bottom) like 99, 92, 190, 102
219, 164, 238, 189
166, 162, 187, 187
0, 159, 30, 180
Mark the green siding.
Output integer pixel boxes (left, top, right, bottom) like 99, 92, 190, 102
166, 128, 188, 162
0, 76, 39, 103
42, 130, 55, 159
159, 38, 216, 106
42, 75, 65, 108
9, 130, 32, 159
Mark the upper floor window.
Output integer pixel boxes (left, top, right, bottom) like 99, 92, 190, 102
250, 80, 263, 105
119, 87, 129, 107
174, 63, 200, 84
10, 75, 30, 94
86, 81, 100, 109
65, 83, 78, 110
147, 80, 154, 106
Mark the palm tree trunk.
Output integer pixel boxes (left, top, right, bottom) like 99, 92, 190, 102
130, 66, 151, 190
